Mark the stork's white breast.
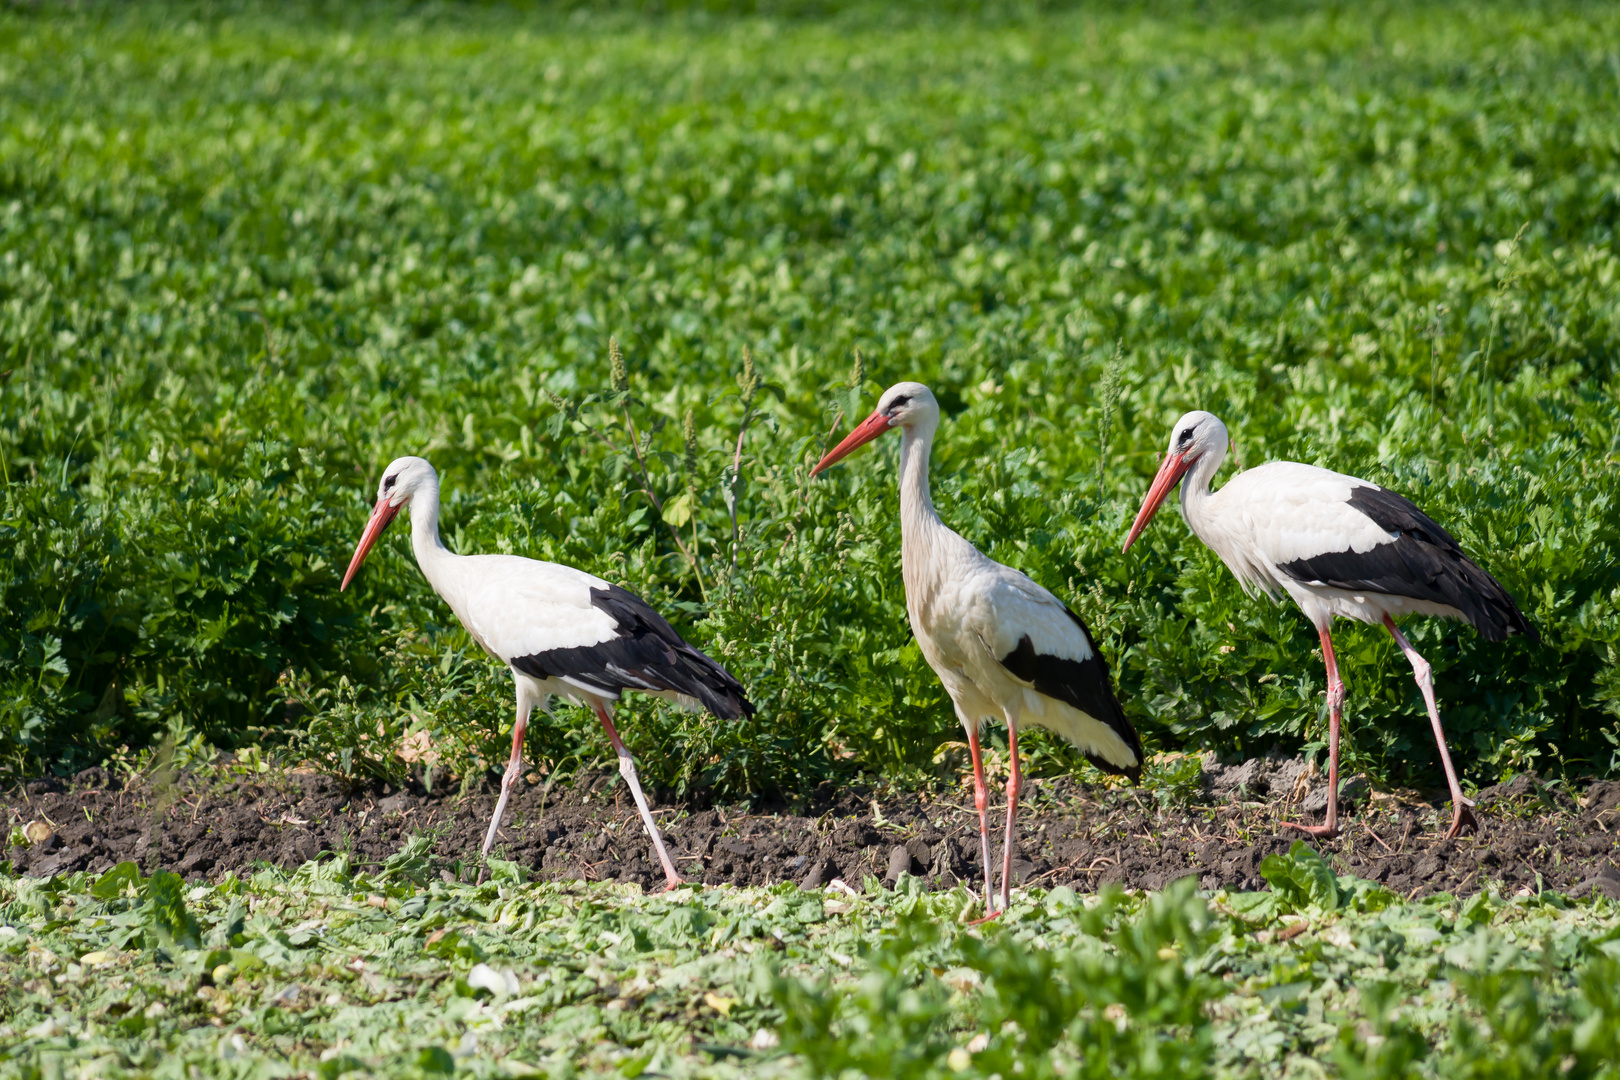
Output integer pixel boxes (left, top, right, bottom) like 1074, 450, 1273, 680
433, 554, 622, 663
1212, 462, 1398, 569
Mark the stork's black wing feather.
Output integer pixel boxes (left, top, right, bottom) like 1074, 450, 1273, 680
1277, 486, 1535, 643
511, 585, 755, 718
998, 606, 1144, 782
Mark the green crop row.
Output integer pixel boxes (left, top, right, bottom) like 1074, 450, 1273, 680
3, 838, 1619, 1077
2, 1, 1618, 795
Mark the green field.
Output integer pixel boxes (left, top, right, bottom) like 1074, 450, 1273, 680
2, 842, 1618, 1078
4, 1, 1620, 796
5, 3, 1620, 1075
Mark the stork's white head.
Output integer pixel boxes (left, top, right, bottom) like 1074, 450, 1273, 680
375, 455, 438, 508
872, 381, 938, 431
341, 456, 439, 591
1164, 411, 1228, 463
810, 381, 938, 476
1121, 411, 1229, 554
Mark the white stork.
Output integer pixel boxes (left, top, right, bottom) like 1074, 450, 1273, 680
813, 383, 1143, 914
340, 456, 753, 889
1122, 411, 1536, 839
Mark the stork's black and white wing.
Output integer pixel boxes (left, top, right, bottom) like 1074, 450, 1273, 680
960, 567, 1143, 779
1226, 463, 1535, 643
449, 556, 754, 718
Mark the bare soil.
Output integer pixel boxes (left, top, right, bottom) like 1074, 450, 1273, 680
6, 754, 1618, 900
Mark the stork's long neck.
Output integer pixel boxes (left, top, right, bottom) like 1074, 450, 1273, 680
407, 474, 459, 599
898, 419, 949, 599
1177, 442, 1228, 549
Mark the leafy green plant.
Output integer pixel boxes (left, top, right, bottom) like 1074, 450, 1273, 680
1260, 841, 1344, 914
770, 879, 1222, 1079
962, 879, 1220, 1080
1331, 980, 1429, 1080
773, 911, 955, 1079
0, 440, 366, 774
2, 0, 1618, 799
1145, 752, 1204, 811
1435, 954, 1620, 1079
4, 833, 1620, 1078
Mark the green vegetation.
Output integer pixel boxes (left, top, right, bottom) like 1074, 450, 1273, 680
1, 839, 1617, 1077
2, 1, 1619, 799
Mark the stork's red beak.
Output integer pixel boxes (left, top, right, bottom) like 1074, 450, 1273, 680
341, 496, 401, 591
1122, 451, 1194, 553
811, 409, 895, 476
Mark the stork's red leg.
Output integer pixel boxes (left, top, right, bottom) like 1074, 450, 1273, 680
997, 720, 1024, 914
480, 707, 529, 858
595, 701, 685, 891
1284, 626, 1345, 839
1384, 616, 1478, 839
964, 723, 999, 916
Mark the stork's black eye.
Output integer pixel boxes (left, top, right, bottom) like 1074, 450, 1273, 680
887, 394, 911, 412
1177, 428, 1194, 448
383, 475, 397, 491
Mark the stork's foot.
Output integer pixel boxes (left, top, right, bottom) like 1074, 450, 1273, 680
1281, 820, 1341, 839
966, 909, 1003, 926
659, 876, 686, 893
1444, 805, 1480, 840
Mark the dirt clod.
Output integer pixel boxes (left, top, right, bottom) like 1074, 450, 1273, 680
884, 844, 914, 883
